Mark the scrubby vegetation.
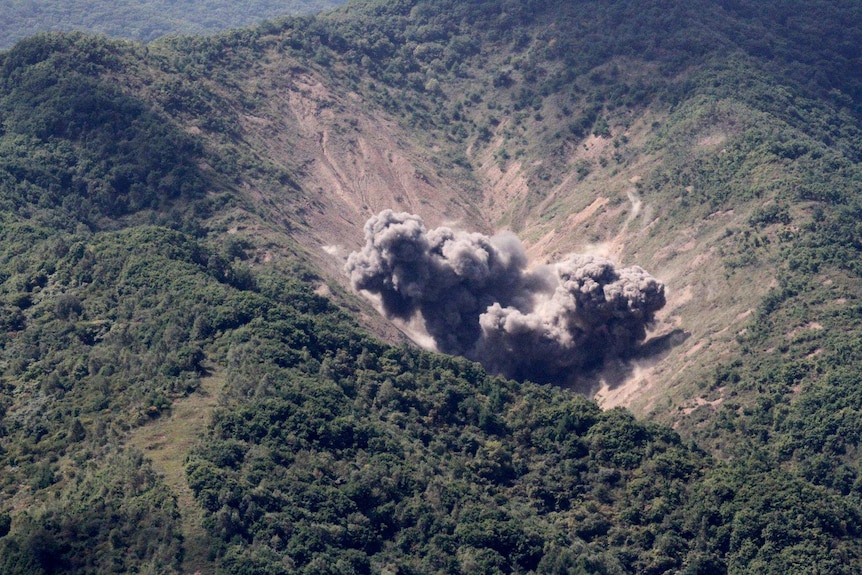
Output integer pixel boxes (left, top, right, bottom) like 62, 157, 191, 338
0, 0, 348, 48
1, 0, 861, 573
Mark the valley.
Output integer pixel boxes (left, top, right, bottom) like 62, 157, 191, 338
1, 1, 861, 573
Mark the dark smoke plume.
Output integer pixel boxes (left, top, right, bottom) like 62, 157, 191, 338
346, 210, 665, 382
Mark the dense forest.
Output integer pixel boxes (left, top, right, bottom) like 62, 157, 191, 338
0, 0, 348, 48
1, 0, 861, 573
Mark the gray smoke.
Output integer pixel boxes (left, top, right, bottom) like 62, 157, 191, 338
346, 210, 665, 382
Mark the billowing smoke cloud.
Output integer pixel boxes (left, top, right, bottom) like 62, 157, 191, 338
346, 210, 665, 383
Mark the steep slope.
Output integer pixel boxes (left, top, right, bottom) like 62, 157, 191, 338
1, 1, 862, 573
180, 0, 862, 417
236, 52, 491, 249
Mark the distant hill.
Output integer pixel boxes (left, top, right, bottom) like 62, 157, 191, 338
1, 1, 862, 573
0, 0, 348, 48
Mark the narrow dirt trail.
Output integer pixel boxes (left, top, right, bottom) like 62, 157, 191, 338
126, 368, 225, 575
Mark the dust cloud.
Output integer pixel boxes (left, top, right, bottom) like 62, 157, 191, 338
346, 210, 665, 383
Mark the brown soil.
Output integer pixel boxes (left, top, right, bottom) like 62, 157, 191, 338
219, 53, 780, 418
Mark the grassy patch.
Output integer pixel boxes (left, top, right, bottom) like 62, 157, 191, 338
126, 365, 225, 574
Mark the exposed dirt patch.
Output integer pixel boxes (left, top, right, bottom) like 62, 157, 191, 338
681, 395, 725, 415
526, 196, 610, 260
595, 361, 657, 410
211, 53, 787, 421
697, 133, 728, 148
567, 196, 611, 229
240, 56, 487, 260
476, 132, 532, 226
685, 339, 706, 357
736, 309, 753, 322
570, 134, 614, 163
787, 321, 824, 339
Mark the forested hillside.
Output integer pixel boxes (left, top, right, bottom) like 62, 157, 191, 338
1, 1, 862, 573
0, 0, 348, 48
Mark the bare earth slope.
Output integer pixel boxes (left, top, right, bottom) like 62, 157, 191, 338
242, 56, 491, 254
119, 0, 859, 433
209, 50, 779, 420
3, 2, 862, 572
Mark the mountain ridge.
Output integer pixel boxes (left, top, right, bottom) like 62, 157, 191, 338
0, 0, 350, 48
1, 1, 862, 573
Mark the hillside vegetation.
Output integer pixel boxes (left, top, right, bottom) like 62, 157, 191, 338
0, 0, 348, 48
1, 0, 862, 573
